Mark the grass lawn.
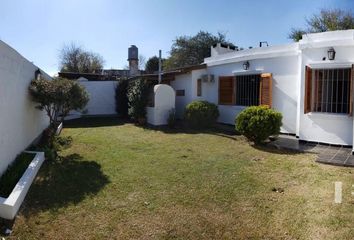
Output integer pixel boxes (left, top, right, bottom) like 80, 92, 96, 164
5, 117, 354, 239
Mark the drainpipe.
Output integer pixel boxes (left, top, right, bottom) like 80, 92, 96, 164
158, 50, 162, 84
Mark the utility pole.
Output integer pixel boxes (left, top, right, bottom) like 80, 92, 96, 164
158, 50, 162, 84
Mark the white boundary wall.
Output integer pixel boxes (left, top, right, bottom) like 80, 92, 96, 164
0, 41, 50, 175
67, 79, 117, 118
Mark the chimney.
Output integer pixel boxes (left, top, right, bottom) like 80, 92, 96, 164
128, 45, 139, 76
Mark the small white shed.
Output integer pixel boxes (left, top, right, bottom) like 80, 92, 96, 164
146, 84, 175, 125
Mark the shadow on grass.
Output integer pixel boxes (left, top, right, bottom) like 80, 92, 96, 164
251, 143, 306, 155
21, 153, 110, 216
64, 116, 126, 128
144, 121, 240, 141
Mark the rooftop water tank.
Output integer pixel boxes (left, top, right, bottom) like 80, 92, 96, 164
128, 45, 138, 60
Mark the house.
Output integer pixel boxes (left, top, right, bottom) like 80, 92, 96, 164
152, 30, 354, 149
0, 40, 50, 175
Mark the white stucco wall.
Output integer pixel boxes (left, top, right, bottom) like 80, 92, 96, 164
170, 73, 193, 118
298, 45, 354, 145
170, 56, 299, 134
168, 31, 354, 146
147, 84, 175, 125
68, 80, 117, 118
0, 41, 50, 175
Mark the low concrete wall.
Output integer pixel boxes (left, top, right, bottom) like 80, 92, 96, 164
147, 84, 175, 126
0, 40, 50, 175
0, 151, 45, 219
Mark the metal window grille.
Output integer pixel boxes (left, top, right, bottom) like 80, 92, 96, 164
313, 68, 351, 114
235, 74, 260, 106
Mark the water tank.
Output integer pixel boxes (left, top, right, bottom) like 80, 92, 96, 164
128, 45, 138, 60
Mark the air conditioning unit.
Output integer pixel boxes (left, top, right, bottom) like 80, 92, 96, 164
201, 74, 215, 83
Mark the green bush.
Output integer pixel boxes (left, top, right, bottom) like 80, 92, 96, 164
127, 79, 149, 122
235, 105, 282, 144
0, 152, 35, 197
184, 101, 219, 128
115, 79, 129, 118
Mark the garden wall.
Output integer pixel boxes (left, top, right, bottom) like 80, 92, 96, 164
0, 40, 50, 175
67, 79, 117, 118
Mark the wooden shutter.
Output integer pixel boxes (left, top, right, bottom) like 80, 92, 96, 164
304, 66, 312, 114
259, 73, 272, 107
219, 76, 235, 105
350, 65, 354, 116
197, 78, 202, 96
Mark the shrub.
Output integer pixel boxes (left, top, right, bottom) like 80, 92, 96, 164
115, 79, 129, 118
235, 105, 282, 144
29, 77, 89, 145
0, 152, 35, 197
184, 101, 219, 128
127, 79, 149, 122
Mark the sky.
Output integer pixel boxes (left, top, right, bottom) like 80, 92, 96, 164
0, 0, 353, 76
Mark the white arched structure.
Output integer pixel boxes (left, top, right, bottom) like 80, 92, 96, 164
146, 84, 175, 126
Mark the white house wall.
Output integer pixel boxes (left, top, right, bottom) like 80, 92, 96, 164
203, 56, 299, 134
0, 41, 49, 175
170, 74, 193, 118
298, 45, 354, 145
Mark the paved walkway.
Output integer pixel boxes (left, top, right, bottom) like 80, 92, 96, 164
269, 135, 354, 167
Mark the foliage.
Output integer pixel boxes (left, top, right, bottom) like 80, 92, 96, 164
289, 9, 354, 41
59, 42, 105, 73
184, 101, 219, 128
167, 108, 176, 128
164, 31, 236, 70
235, 105, 282, 144
145, 56, 167, 74
145, 56, 160, 73
127, 79, 149, 121
29, 77, 89, 144
0, 152, 35, 197
115, 79, 129, 118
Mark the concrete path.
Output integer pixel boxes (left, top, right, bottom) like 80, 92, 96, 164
269, 135, 354, 167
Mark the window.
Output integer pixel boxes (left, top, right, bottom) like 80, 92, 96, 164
235, 74, 260, 106
218, 74, 272, 107
176, 89, 185, 96
305, 66, 353, 114
197, 79, 202, 96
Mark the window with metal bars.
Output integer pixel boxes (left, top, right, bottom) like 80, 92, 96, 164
235, 74, 261, 106
312, 68, 351, 114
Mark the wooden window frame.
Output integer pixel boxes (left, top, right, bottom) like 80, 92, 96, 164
259, 73, 272, 107
305, 66, 353, 115
197, 78, 202, 97
218, 76, 235, 105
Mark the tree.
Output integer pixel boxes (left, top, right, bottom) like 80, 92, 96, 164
289, 9, 354, 41
59, 43, 105, 73
138, 54, 146, 70
29, 77, 89, 142
164, 31, 236, 70
127, 79, 149, 123
145, 56, 160, 73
